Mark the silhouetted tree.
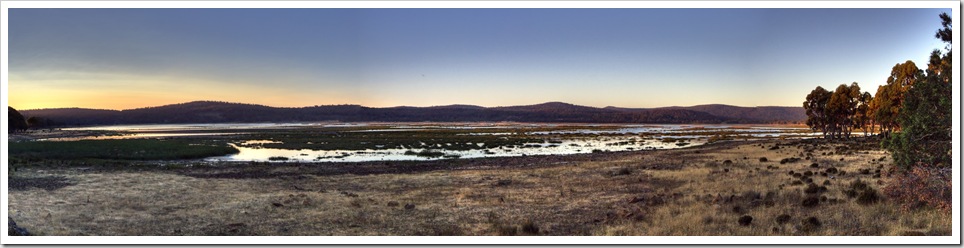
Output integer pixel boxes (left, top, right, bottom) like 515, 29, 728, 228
8, 107, 28, 133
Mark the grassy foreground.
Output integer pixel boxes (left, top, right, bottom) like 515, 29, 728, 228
6, 137, 949, 235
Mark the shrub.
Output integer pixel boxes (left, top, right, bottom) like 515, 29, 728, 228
883, 166, 951, 212
520, 220, 540, 235
800, 217, 821, 232
738, 215, 753, 226
803, 183, 821, 194
775, 214, 791, 224
856, 188, 880, 205
612, 167, 632, 176
496, 225, 518, 236
801, 196, 820, 208
759, 157, 768, 162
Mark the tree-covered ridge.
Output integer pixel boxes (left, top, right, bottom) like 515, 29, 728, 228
20, 101, 806, 126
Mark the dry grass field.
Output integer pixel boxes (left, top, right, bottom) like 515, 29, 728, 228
7, 138, 950, 236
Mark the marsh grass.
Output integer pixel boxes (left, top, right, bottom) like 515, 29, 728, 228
6, 137, 950, 236
9, 139, 238, 161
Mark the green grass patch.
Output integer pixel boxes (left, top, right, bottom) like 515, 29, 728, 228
9, 139, 239, 161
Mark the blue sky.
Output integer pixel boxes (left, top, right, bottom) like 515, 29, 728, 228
8, 8, 950, 110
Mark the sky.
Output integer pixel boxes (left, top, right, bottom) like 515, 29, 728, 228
7, 8, 951, 110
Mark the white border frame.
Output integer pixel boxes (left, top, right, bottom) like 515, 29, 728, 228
1, 1, 959, 245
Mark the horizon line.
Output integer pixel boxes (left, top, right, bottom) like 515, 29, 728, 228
13, 100, 805, 112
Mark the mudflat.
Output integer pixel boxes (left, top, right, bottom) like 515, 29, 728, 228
6, 137, 949, 236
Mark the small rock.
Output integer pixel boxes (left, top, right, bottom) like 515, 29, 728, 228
404, 203, 416, 210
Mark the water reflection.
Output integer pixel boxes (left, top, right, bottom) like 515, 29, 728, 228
206, 137, 706, 162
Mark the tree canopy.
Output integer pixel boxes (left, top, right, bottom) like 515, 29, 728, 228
8, 107, 29, 133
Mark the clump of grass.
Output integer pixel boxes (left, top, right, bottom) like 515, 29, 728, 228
801, 196, 820, 208
775, 214, 791, 224
800, 217, 822, 232
268, 156, 289, 161
496, 225, 518, 236
520, 220, 540, 235
611, 167, 632, 176
856, 188, 881, 205
415, 150, 445, 158
9, 139, 239, 160
738, 215, 753, 226
803, 183, 824, 194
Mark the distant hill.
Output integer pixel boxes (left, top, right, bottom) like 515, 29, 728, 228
20, 101, 806, 126
606, 104, 807, 124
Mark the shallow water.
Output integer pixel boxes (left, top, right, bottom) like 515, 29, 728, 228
205, 136, 706, 162
55, 122, 817, 162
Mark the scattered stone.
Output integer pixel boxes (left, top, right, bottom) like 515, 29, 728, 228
272, 202, 284, 207
759, 157, 768, 162
404, 203, 416, 210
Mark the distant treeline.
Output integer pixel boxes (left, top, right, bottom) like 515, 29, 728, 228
18, 101, 806, 126
803, 12, 952, 212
